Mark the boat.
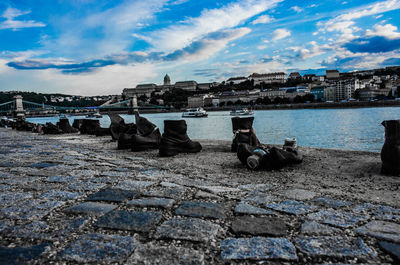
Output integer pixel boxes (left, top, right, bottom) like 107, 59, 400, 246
230, 108, 254, 116
182, 108, 208, 118
86, 112, 103, 118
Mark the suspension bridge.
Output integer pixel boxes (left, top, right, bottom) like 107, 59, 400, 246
0, 95, 169, 117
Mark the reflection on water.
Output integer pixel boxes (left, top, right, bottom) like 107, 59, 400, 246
27, 107, 400, 152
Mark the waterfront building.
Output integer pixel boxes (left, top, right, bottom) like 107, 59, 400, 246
325, 84, 336, 102
259, 89, 286, 99
249, 72, 287, 85
175, 81, 198, 91
289, 72, 301, 80
310, 86, 325, 101
326, 70, 340, 80
303, 74, 315, 81
358, 88, 391, 101
188, 95, 205, 108
227, 76, 248, 84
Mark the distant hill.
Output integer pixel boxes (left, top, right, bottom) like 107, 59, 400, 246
0, 91, 109, 107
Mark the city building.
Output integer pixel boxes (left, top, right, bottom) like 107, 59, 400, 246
310, 86, 325, 101
174, 81, 198, 91
249, 72, 287, 85
289, 72, 301, 80
326, 70, 340, 80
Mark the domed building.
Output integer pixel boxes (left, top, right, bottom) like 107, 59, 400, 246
164, 74, 171, 85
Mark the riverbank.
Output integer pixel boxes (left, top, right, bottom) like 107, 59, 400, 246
0, 128, 399, 264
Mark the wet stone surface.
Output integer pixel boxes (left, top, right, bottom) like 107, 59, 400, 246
114, 180, 156, 190
1, 199, 64, 220
0, 243, 51, 265
312, 197, 352, 208
379, 241, 400, 261
64, 202, 117, 216
220, 237, 297, 261
86, 188, 139, 202
307, 209, 369, 228
265, 200, 318, 215
354, 203, 400, 221
126, 243, 205, 265
295, 236, 376, 258
58, 233, 136, 263
355, 221, 400, 243
127, 197, 175, 208
234, 202, 277, 215
282, 188, 318, 200
143, 187, 186, 199
176, 201, 225, 219
154, 218, 220, 242
95, 210, 162, 232
300, 221, 341, 235
231, 216, 288, 236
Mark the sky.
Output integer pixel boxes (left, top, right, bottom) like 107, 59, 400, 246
0, 0, 400, 96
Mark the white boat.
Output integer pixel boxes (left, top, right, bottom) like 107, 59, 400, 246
182, 108, 208, 118
86, 112, 103, 118
230, 108, 254, 116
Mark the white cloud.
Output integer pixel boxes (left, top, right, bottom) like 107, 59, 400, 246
150, 0, 282, 52
251, 14, 273, 24
132, 33, 153, 43
272, 28, 291, 41
317, 0, 400, 43
257, 45, 268, 50
290, 6, 303, 13
0, 7, 45, 30
365, 23, 400, 39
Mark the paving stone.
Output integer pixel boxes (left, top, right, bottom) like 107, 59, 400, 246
231, 216, 287, 236
282, 188, 318, 200
355, 221, 400, 243
0, 220, 12, 233
40, 190, 84, 201
0, 184, 12, 191
44, 175, 80, 183
154, 218, 220, 242
30, 162, 58, 168
0, 243, 51, 265
354, 203, 400, 221
100, 171, 129, 177
64, 202, 117, 216
176, 201, 225, 219
126, 243, 204, 265
1, 199, 64, 220
86, 188, 139, 202
160, 181, 181, 187
300, 221, 341, 235
58, 233, 136, 263
378, 241, 400, 261
68, 181, 106, 191
307, 209, 369, 228
220, 237, 297, 261
114, 180, 156, 190
238, 184, 273, 192
90, 176, 121, 184
312, 197, 352, 209
95, 210, 162, 232
234, 202, 277, 215
295, 236, 375, 258
243, 193, 278, 205
197, 185, 239, 195
265, 200, 318, 215
0, 191, 33, 207
0, 176, 41, 185
144, 187, 186, 199
127, 198, 175, 208
195, 190, 220, 199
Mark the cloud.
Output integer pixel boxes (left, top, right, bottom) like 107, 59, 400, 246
251, 14, 273, 24
163, 28, 251, 61
0, 7, 45, 30
150, 0, 282, 52
344, 36, 400, 53
316, 0, 400, 43
365, 23, 400, 39
272, 28, 291, 41
290, 6, 303, 13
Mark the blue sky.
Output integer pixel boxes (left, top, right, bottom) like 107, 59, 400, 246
1, 0, 400, 96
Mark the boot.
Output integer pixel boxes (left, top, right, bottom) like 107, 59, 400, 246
117, 126, 137, 149
72, 119, 85, 130
131, 116, 161, 151
57, 118, 78, 133
42, 122, 63, 134
231, 117, 260, 152
159, 120, 202, 157
381, 120, 400, 175
95, 127, 111, 136
80, 119, 100, 135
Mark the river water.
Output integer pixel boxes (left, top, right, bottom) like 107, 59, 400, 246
27, 107, 400, 153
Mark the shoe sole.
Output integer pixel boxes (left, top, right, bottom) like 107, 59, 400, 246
159, 147, 200, 157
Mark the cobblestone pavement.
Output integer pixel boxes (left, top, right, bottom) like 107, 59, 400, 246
0, 128, 399, 264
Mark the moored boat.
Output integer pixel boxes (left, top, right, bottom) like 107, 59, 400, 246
182, 108, 208, 118
230, 108, 254, 116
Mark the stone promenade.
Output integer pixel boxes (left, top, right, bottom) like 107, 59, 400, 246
0, 128, 399, 264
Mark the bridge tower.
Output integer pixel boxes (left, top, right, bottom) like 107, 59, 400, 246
129, 93, 139, 117
13, 95, 25, 119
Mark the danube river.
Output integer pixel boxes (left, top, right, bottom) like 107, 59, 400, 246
27, 107, 400, 152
